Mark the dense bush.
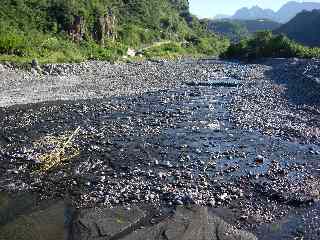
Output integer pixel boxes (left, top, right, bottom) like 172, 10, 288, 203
195, 36, 229, 56
207, 20, 249, 42
222, 31, 320, 60
142, 36, 229, 59
0, 27, 26, 56
0, 24, 128, 63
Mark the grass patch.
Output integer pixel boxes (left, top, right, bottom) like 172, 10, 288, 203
143, 42, 187, 59
142, 39, 229, 60
0, 24, 129, 64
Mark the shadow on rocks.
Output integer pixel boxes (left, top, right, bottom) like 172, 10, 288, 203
70, 205, 257, 240
0, 191, 76, 240
263, 58, 320, 106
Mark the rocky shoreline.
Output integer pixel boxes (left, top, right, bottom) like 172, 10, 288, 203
0, 58, 319, 239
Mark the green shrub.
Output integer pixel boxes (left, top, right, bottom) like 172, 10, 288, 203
143, 42, 186, 58
0, 27, 27, 55
80, 39, 127, 61
222, 31, 320, 59
118, 24, 159, 47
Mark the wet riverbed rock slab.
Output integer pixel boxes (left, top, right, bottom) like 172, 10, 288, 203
0, 201, 65, 240
121, 206, 257, 240
72, 206, 146, 239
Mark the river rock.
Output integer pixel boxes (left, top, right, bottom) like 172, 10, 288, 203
127, 48, 136, 57
31, 59, 42, 72
0, 64, 5, 72
0, 192, 37, 225
71, 206, 146, 240
0, 201, 65, 240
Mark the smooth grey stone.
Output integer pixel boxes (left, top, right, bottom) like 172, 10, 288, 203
72, 206, 146, 239
121, 206, 257, 240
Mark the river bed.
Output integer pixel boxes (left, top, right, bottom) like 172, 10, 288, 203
0, 59, 319, 239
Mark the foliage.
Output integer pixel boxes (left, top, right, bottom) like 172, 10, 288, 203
194, 36, 229, 56
207, 20, 248, 42
143, 36, 229, 59
222, 31, 320, 60
80, 39, 127, 61
143, 42, 187, 59
207, 19, 281, 43
0, 0, 229, 63
242, 19, 281, 33
0, 23, 127, 63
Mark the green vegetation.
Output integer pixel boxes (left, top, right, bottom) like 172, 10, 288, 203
222, 31, 320, 60
142, 37, 229, 59
207, 20, 249, 42
241, 19, 281, 33
0, 0, 229, 64
207, 19, 281, 43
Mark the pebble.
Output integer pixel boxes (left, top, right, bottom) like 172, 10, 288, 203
219, 193, 228, 201
162, 161, 173, 168
208, 199, 216, 207
175, 199, 184, 205
158, 172, 166, 179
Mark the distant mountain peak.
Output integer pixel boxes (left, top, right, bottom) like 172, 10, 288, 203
232, 5, 276, 21
252, 5, 262, 9
230, 1, 320, 23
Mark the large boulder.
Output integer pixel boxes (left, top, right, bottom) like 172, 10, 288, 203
71, 206, 146, 240
71, 206, 257, 240
0, 199, 65, 240
122, 206, 257, 240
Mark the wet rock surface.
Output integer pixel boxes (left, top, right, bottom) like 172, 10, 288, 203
0, 58, 319, 239
0, 193, 65, 240
120, 206, 257, 240
72, 205, 146, 239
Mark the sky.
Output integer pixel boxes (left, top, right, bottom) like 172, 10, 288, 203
189, 0, 320, 18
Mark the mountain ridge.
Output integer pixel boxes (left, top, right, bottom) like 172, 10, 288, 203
275, 9, 320, 47
230, 1, 320, 23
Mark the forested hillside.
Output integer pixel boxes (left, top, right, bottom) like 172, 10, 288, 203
275, 9, 320, 47
0, 0, 229, 63
207, 20, 248, 42
207, 19, 281, 42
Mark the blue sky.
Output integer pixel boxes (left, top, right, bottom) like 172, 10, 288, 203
189, 0, 320, 18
